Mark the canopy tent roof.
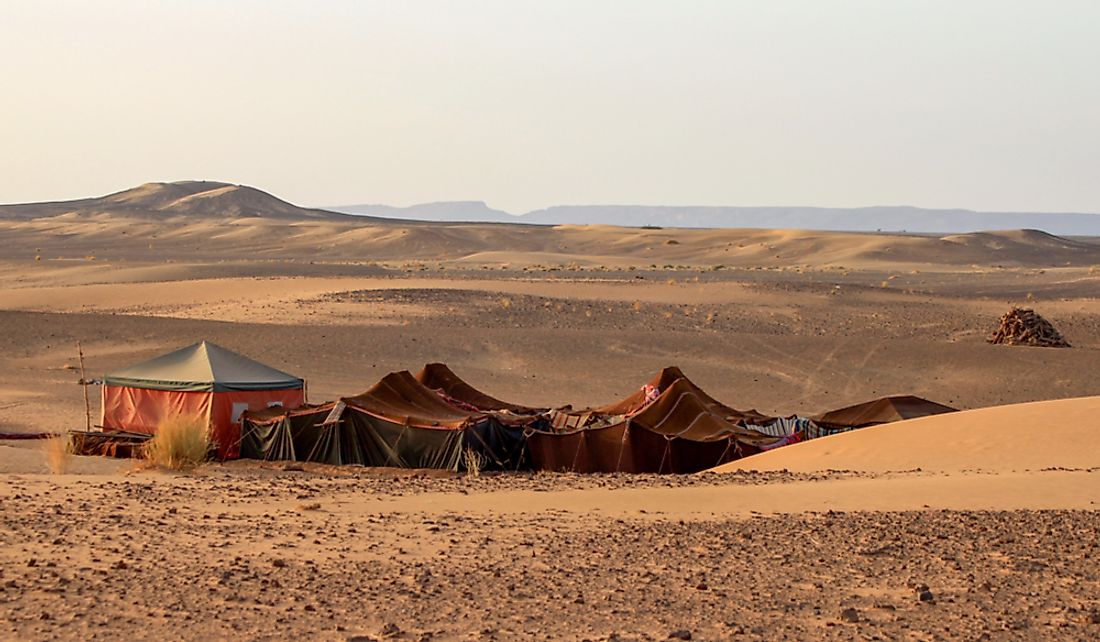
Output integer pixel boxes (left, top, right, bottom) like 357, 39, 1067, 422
415, 363, 547, 415
343, 371, 484, 429
104, 341, 304, 392
812, 395, 957, 428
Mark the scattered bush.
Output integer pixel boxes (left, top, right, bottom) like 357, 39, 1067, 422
144, 416, 212, 470
44, 434, 72, 474
463, 447, 485, 479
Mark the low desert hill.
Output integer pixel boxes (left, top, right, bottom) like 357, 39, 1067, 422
2, 181, 1100, 268
711, 395, 1100, 474
0, 181, 354, 221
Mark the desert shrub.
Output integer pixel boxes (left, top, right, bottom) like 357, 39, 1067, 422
44, 434, 72, 474
463, 447, 485, 479
144, 416, 212, 470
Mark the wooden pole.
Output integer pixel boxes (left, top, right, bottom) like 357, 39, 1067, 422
77, 341, 91, 432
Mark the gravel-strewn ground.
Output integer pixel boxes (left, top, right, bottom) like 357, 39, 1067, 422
1, 473, 1097, 641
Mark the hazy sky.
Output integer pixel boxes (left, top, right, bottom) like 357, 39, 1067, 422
2, 1, 1098, 213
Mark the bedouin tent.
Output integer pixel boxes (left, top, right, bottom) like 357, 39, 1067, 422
240, 371, 531, 471
102, 341, 305, 459
527, 368, 782, 473
415, 363, 548, 415
811, 395, 956, 429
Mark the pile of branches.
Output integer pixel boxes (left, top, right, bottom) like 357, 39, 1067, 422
988, 307, 1070, 348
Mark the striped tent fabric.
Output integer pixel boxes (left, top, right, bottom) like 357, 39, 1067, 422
744, 416, 817, 438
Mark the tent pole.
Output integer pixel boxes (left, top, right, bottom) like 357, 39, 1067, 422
77, 341, 91, 432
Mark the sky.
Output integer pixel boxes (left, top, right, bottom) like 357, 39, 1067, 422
2, 0, 1098, 214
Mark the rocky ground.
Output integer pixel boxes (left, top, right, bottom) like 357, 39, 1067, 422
1, 470, 1097, 641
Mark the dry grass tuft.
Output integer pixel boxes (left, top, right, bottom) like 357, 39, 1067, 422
144, 416, 212, 470
463, 447, 486, 479
44, 434, 72, 474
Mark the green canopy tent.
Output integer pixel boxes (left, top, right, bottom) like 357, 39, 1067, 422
102, 341, 306, 458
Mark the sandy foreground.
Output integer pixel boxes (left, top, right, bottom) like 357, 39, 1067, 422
1, 442, 1099, 641
1, 207, 1099, 640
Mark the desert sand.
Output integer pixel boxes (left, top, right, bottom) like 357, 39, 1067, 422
1, 182, 1099, 640
713, 395, 1100, 473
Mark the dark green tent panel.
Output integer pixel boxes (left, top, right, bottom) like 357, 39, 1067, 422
342, 411, 466, 470
240, 405, 332, 463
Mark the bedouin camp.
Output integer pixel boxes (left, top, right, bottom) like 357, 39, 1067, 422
94, 344, 956, 472
101, 341, 306, 458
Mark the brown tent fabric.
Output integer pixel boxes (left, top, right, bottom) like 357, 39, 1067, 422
243, 403, 330, 424
528, 373, 778, 473
242, 372, 531, 470
554, 369, 770, 428
593, 366, 689, 416
812, 395, 957, 429
586, 366, 774, 424
527, 422, 633, 473
415, 363, 547, 415
343, 371, 482, 428
628, 378, 779, 448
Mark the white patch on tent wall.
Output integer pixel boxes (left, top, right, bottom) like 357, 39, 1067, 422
267, 401, 283, 408
231, 403, 249, 424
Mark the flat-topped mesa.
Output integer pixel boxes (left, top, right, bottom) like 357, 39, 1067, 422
988, 307, 1070, 348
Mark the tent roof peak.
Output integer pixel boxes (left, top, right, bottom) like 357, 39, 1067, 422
104, 340, 304, 392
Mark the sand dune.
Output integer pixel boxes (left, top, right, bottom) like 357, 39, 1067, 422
4, 214, 1098, 268
712, 395, 1100, 473
2, 182, 1099, 267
